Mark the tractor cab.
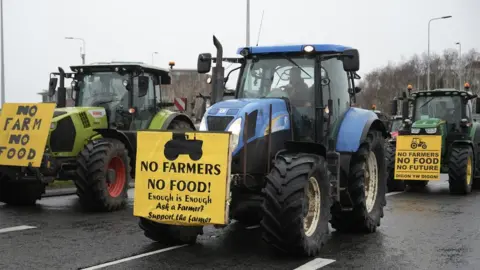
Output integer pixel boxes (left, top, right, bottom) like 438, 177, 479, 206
49, 62, 172, 130
404, 89, 479, 136
197, 40, 362, 146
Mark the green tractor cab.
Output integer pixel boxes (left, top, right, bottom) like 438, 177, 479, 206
388, 87, 480, 194
0, 62, 196, 210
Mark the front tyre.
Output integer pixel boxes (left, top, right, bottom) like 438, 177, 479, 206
448, 147, 473, 195
75, 138, 131, 212
260, 153, 331, 257
330, 129, 387, 233
139, 218, 203, 245
385, 142, 405, 192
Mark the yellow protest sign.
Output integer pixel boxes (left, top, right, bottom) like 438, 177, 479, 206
133, 130, 232, 226
394, 135, 442, 181
0, 103, 56, 167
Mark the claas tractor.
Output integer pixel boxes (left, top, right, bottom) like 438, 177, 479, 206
388, 86, 480, 194
0, 62, 196, 210
138, 36, 389, 256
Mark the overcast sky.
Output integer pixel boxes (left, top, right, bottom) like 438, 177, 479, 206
2, 0, 478, 103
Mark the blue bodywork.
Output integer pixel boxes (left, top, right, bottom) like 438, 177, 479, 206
335, 107, 379, 152
237, 44, 352, 54
201, 98, 290, 156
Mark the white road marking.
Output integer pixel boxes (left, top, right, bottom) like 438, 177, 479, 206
0, 225, 36, 234
294, 258, 335, 270
81, 244, 188, 270
386, 191, 404, 197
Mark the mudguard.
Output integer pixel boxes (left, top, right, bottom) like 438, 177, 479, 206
336, 107, 387, 153
148, 109, 196, 130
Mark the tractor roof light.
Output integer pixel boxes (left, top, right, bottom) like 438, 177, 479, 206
407, 84, 413, 91
303, 45, 315, 53
169, 61, 175, 69
464, 82, 471, 89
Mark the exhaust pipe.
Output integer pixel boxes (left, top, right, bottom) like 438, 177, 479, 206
56, 67, 67, 108
210, 35, 224, 105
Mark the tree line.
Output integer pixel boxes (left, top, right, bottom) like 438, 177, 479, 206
356, 48, 480, 113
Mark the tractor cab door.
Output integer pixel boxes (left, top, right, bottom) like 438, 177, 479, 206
129, 74, 157, 130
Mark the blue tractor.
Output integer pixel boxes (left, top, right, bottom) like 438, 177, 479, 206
139, 36, 389, 256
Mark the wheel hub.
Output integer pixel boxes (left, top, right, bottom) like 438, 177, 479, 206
106, 157, 126, 198
107, 169, 116, 185
364, 151, 379, 213
303, 176, 321, 237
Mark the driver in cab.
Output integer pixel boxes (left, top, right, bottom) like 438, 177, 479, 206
284, 67, 312, 107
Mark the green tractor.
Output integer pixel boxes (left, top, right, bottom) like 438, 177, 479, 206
0, 62, 196, 210
388, 87, 480, 194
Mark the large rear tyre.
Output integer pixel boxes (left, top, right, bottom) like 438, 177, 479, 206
330, 129, 387, 233
0, 171, 45, 206
75, 138, 131, 212
385, 142, 405, 192
260, 153, 331, 257
139, 218, 203, 245
448, 147, 473, 195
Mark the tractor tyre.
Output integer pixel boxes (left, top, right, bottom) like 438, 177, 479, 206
448, 147, 473, 195
168, 119, 194, 131
0, 173, 45, 206
260, 152, 331, 257
385, 142, 405, 192
139, 217, 203, 245
75, 138, 131, 212
330, 129, 387, 233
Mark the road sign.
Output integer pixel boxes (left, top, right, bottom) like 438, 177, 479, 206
174, 97, 187, 111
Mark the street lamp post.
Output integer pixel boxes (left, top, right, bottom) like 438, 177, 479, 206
455, 42, 462, 90
151, 52, 158, 65
65, 37, 86, 64
427, 15, 452, 90
246, 0, 250, 46
0, 0, 5, 106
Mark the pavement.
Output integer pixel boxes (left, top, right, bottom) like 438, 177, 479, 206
2, 174, 480, 270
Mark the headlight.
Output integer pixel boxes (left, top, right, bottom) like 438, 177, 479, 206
411, 128, 420, 134
50, 122, 56, 129
425, 128, 437, 134
227, 118, 242, 151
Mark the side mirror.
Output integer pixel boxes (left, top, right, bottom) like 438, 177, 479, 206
354, 86, 361, 93
390, 100, 398, 115
475, 98, 480, 114
197, 53, 212, 74
138, 75, 149, 97
48, 77, 58, 97
342, 49, 360, 72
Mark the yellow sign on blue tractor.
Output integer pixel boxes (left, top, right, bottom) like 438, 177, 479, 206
0, 103, 56, 167
133, 130, 232, 226
394, 135, 442, 180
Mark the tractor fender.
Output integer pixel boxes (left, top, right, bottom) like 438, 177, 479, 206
148, 109, 196, 130
336, 107, 388, 153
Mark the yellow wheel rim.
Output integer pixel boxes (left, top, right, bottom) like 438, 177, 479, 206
467, 156, 472, 185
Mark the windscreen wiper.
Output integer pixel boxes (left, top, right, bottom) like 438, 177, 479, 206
282, 55, 312, 78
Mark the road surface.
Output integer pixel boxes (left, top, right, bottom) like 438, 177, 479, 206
1, 175, 479, 270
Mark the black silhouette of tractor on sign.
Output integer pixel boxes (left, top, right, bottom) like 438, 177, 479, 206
164, 132, 204, 161
411, 138, 427, 149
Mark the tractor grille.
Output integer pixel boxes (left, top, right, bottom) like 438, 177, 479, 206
50, 116, 76, 152
207, 116, 234, 131
79, 112, 91, 128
